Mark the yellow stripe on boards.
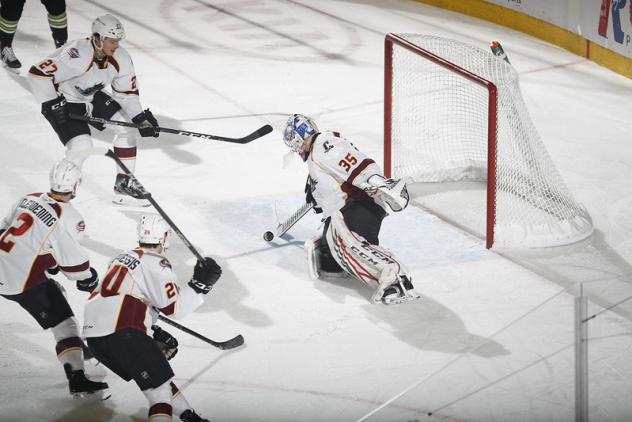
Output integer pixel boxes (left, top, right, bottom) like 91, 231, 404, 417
412, 0, 632, 79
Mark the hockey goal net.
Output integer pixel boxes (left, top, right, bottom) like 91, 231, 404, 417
384, 34, 593, 249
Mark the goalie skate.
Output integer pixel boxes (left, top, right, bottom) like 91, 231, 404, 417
381, 276, 421, 305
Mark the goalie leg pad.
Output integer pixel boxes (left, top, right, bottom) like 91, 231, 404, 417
305, 235, 321, 280
326, 211, 405, 290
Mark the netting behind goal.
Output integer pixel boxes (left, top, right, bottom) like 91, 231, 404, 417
384, 34, 593, 248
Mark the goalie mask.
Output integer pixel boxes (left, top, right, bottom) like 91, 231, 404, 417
91, 14, 125, 40
138, 214, 171, 250
49, 159, 82, 196
283, 114, 318, 158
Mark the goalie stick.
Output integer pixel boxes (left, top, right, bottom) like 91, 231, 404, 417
158, 315, 244, 350
69, 113, 273, 144
264, 202, 314, 241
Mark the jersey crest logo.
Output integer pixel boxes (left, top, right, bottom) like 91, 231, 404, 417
159, 258, 172, 269
76, 221, 85, 232
67, 48, 80, 59
322, 140, 334, 153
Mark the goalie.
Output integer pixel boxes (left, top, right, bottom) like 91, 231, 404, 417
282, 114, 420, 305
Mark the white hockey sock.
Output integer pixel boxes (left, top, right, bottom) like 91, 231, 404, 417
65, 134, 94, 166
112, 111, 138, 174
52, 317, 84, 371
170, 382, 193, 417
143, 380, 173, 421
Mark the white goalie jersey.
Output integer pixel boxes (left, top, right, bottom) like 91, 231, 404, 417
0, 193, 91, 295
83, 248, 203, 338
307, 131, 385, 218
28, 38, 143, 118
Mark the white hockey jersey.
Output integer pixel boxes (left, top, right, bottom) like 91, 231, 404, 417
28, 38, 143, 118
0, 193, 91, 295
306, 131, 384, 218
83, 248, 203, 338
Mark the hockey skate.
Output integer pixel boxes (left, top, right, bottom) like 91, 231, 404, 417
180, 409, 210, 422
1, 46, 21, 71
64, 364, 109, 398
113, 174, 150, 207
381, 276, 421, 305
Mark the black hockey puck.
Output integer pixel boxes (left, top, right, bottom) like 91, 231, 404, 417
263, 231, 274, 242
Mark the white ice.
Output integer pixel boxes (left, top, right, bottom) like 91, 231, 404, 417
1, 1, 631, 421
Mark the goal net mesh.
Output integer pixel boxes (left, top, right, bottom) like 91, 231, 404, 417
387, 34, 592, 248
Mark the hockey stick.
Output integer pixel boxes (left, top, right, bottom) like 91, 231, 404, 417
263, 202, 314, 241
69, 113, 273, 144
104, 149, 207, 262
158, 315, 245, 350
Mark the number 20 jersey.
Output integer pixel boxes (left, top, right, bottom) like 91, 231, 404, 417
83, 248, 203, 338
0, 193, 91, 295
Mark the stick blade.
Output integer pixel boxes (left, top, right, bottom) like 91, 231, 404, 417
233, 124, 273, 144
216, 334, 245, 350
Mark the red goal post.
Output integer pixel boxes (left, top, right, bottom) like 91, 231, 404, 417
383, 33, 592, 249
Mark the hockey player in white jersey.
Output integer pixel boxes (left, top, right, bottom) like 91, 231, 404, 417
83, 214, 221, 422
0, 159, 107, 396
283, 114, 420, 304
28, 14, 159, 207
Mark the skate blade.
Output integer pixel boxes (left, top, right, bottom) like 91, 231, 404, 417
2, 65, 21, 75
71, 389, 111, 401
382, 292, 421, 305
112, 194, 150, 207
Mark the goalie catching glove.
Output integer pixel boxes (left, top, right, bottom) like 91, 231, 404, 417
364, 174, 410, 212
151, 325, 178, 360
132, 109, 159, 138
188, 257, 222, 294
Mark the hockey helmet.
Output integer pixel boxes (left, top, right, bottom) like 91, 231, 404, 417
91, 14, 125, 40
283, 114, 318, 154
49, 159, 82, 195
138, 213, 171, 250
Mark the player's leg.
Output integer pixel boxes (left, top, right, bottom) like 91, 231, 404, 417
170, 382, 210, 422
2, 281, 108, 395
91, 91, 149, 207
325, 210, 420, 304
40, 0, 67, 48
0, 0, 25, 69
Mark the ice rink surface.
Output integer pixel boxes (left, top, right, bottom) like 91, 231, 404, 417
1, 1, 631, 421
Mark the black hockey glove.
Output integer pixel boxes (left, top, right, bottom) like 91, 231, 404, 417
151, 325, 178, 360
188, 257, 222, 294
41, 95, 69, 126
132, 109, 159, 138
304, 176, 322, 214
46, 266, 60, 276
76, 267, 99, 292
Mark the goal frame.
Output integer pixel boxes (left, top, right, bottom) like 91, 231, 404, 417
384, 33, 499, 249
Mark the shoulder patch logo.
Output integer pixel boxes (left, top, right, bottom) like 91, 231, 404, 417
68, 48, 80, 59
159, 258, 172, 269
76, 221, 85, 232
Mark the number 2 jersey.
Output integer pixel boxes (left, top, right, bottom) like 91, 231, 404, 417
83, 248, 203, 338
306, 131, 385, 218
28, 37, 143, 118
0, 193, 91, 295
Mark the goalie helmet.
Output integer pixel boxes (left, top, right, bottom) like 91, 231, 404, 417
49, 159, 81, 195
283, 114, 318, 154
91, 14, 125, 40
138, 214, 171, 250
